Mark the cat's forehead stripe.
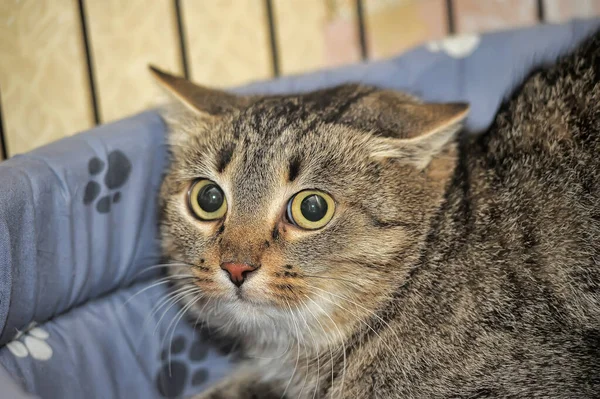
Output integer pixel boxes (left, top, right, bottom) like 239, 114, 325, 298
215, 142, 235, 173
288, 156, 301, 182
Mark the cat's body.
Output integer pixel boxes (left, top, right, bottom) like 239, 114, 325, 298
153, 29, 600, 399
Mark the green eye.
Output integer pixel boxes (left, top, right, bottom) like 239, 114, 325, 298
286, 190, 335, 230
188, 179, 227, 220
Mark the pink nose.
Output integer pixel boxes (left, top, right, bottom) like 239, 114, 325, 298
220, 262, 259, 287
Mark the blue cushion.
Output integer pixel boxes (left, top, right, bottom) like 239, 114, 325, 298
1, 19, 599, 399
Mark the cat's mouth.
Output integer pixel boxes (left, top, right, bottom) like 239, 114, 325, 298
234, 288, 254, 303
180, 261, 308, 309
228, 284, 276, 307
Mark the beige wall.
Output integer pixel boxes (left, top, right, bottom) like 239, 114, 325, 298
1, 0, 598, 158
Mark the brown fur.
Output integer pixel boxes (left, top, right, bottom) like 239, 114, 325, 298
154, 29, 600, 398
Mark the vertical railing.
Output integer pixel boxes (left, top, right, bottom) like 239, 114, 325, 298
78, 0, 100, 125
356, 0, 369, 61
0, 0, 551, 160
446, 0, 456, 34
537, 0, 546, 22
174, 0, 190, 79
0, 91, 7, 160
265, 0, 281, 77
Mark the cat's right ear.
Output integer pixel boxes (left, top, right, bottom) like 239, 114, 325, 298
149, 65, 248, 117
369, 102, 469, 170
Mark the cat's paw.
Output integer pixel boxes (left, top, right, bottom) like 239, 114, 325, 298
155, 334, 211, 398
83, 150, 131, 214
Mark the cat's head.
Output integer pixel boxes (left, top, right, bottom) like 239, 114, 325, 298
151, 66, 468, 348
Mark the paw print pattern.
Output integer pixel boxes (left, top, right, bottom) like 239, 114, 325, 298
6, 322, 53, 361
156, 335, 211, 398
83, 150, 132, 214
426, 34, 480, 59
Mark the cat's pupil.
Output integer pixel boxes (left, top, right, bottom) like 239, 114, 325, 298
300, 194, 328, 222
198, 184, 224, 212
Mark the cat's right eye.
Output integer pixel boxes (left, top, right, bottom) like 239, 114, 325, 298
286, 190, 335, 230
187, 179, 227, 221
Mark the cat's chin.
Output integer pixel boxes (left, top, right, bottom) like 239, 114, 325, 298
186, 289, 288, 323
230, 290, 276, 307
186, 296, 294, 344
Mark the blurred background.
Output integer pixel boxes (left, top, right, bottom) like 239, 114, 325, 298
1, 0, 599, 160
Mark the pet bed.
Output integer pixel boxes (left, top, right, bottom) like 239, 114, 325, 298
1, 19, 598, 398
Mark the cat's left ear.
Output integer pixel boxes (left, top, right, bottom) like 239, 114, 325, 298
149, 65, 249, 116
369, 102, 469, 170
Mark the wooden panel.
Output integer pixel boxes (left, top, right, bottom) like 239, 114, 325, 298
0, 0, 93, 156
85, 0, 182, 123
364, 0, 447, 60
273, 0, 360, 76
182, 0, 272, 87
453, 0, 538, 34
543, 0, 600, 22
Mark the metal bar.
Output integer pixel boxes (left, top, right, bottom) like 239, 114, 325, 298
446, 0, 456, 35
174, 0, 190, 79
265, 0, 280, 77
0, 90, 8, 159
356, 0, 368, 60
78, 0, 100, 124
537, 0, 545, 22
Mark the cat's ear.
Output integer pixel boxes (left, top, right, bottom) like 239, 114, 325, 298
369, 102, 469, 169
149, 65, 249, 116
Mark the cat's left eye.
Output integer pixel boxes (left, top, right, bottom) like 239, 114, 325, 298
188, 179, 227, 220
286, 190, 335, 230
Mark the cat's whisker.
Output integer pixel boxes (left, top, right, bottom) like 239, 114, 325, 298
167, 290, 202, 342
166, 291, 202, 376
247, 332, 293, 360
302, 274, 364, 289
310, 285, 411, 380
190, 293, 224, 345
140, 285, 193, 334
310, 285, 406, 359
158, 291, 200, 368
309, 289, 403, 371
197, 294, 216, 323
133, 263, 193, 278
167, 256, 205, 269
304, 295, 347, 399
303, 296, 334, 399
133, 286, 195, 356
293, 303, 311, 399
119, 274, 196, 312
190, 304, 205, 344
118, 279, 172, 312
295, 300, 321, 399
280, 300, 302, 399
153, 287, 200, 336
294, 304, 310, 398
192, 293, 213, 332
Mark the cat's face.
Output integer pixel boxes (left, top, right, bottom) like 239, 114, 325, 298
153, 67, 468, 347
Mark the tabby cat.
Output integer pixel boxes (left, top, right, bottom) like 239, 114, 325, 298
151, 29, 600, 398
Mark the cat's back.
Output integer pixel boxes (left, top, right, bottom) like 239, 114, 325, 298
375, 30, 600, 398
460, 29, 600, 329
480, 28, 600, 173
299, 32, 600, 399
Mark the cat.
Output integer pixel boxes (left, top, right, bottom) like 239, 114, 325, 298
151, 28, 600, 399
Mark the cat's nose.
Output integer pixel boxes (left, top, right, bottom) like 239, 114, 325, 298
220, 262, 259, 287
